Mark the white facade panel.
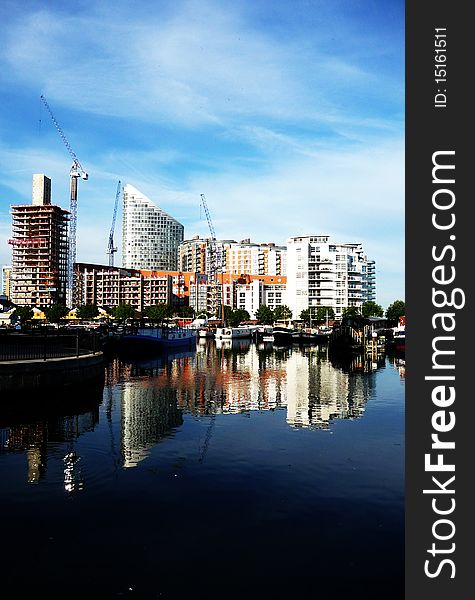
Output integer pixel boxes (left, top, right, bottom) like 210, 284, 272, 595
122, 184, 184, 271
286, 235, 374, 320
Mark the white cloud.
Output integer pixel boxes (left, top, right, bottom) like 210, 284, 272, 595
0, 1, 401, 134
0, 1, 404, 306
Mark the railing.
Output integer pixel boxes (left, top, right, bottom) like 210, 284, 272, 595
0, 330, 102, 362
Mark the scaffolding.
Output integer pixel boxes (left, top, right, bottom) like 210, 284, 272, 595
9, 203, 69, 307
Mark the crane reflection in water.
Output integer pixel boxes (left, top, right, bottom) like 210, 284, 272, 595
1, 341, 390, 486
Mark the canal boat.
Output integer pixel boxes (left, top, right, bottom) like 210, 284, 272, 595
122, 327, 196, 348
215, 326, 254, 339
254, 326, 274, 342
392, 328, 405, 353
390, 316, 405, 353
291, 327, 329, 344
198, 326, 215, 338
273, 325, 294, 345
162, 328, 196, 346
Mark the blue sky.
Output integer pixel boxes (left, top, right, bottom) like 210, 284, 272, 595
0, 0, 404, 308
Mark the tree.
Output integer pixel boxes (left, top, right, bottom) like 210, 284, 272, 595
361, 301, 384, 318
43, 304, 69, 323
144, 303, 173, 322
314, 307, 335, 322
227, 308, 250, 327
386, 300, 405, 322
273, 305, 292, 321
14, 305, 33, 324
256, 305, 274, 324
301, 307, 335, 325
176, 305, 195, 318
112, 303, 136, 321
76, 304, 100, 320
223, 305, 234, 323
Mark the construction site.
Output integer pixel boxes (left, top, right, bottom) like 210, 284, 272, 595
8, 174, 69, 307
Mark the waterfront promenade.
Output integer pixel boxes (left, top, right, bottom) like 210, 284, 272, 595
0, 329, 104, 392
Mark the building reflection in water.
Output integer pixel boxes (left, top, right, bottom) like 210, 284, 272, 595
0, 342, 388, 487
111, 341, 383, 433
120, 384, 183, 468
0, 385, 102, 487
104, 353, 186, 469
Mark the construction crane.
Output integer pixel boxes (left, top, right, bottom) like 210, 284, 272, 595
200, 193, 223, 319
40, 95, 88, 307
200, 193, 219, 279
107, 181, 122, 266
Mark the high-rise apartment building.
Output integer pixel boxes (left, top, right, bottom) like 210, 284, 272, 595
188, 273, 287, 317
122, 184, 184, 271
1, 265, 12, 298
285, 235, 375, 320
362, 260, 376, 302
178, 236, 235, 276
178, 237, 287, 277
9, 175, 69, 307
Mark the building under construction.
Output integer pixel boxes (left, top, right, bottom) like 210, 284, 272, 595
9, 174, 69, 307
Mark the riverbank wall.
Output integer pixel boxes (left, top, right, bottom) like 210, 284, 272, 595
0, 352, 104, 393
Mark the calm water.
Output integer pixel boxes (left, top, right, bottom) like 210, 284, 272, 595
0, 339, 405, 599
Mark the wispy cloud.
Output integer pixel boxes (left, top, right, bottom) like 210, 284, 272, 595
0, 1, 402, 131
0, 0, 404, 305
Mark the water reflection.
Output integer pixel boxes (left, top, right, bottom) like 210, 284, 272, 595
0, 383, 102, 487
0, 341, 403, 598
120, 384, 183, 468
109, 341, 383, 434
1, 341, 389, 485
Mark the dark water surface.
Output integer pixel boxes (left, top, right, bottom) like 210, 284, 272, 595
0, 340, 405, 599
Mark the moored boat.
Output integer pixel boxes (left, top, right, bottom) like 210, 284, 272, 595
254, 325, 274, 342
273, 325, 294, 345
391, 316, 405, 354
122, 327, 196, 347
162, 328, 197, 346
198, 326, 215, 338
215, 326, 254, 339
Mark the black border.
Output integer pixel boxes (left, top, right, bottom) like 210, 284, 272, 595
406, 3, 473, 597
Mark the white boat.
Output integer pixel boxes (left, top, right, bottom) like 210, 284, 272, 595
215, 326, 253, 339
198, 327, 215, 338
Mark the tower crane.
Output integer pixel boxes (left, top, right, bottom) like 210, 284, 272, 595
107, 181, 122, 267
200, 193, 223, 319
200, 193, 218, 279
40, 95, 88, 307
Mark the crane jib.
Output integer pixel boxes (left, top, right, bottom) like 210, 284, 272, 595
40, 94, 88, 308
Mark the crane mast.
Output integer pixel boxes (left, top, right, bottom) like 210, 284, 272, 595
200, 193, 223, 319
40, 95, 88, 307
200, 194, 217, 279
107, 181, 122, 267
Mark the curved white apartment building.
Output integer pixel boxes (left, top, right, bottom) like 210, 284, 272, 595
122, 184, 184, 271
